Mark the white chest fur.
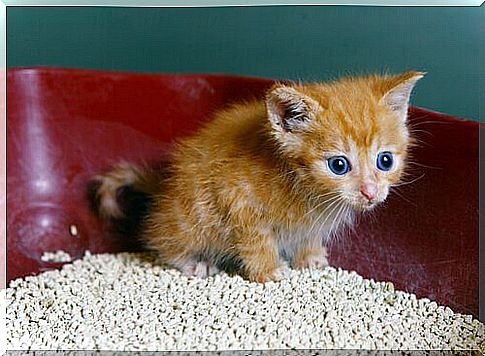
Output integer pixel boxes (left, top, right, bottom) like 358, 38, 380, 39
276, 202, 355, 260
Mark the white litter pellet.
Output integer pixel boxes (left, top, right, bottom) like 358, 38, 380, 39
40, 250, 72, 263
69, 224, 79, 237
6, 252, 485, 351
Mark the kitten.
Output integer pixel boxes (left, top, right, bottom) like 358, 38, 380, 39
94, 71, 424, 283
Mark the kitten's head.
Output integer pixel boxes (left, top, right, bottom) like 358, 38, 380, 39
265, 71, 424, 212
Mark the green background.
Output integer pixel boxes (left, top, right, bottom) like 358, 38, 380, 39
7, 6, 484, 120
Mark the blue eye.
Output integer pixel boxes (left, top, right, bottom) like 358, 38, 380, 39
376, 152, 394, 171
327, 156, 351, 175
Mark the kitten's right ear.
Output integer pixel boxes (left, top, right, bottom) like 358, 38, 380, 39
265, 85, 323, 134
380, 71, 426, 122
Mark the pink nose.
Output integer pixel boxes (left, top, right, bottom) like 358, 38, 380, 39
360, 184, 377, 202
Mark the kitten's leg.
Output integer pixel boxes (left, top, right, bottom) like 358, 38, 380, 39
236, 230, 288, 283
146, 224, 220, 278
177, 259, 220, 278
145, 198, 221, 278
292, 241, 329, 270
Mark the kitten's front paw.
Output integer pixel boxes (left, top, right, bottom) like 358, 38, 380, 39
293, 248, 329, 270
248, 263, 289, 283
180, 260, 220, 278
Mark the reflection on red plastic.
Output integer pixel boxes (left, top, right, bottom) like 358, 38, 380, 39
7, 68, 479, 316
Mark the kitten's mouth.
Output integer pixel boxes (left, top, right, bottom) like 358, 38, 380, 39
363, 203, 377, 211
353, 201, 378, 212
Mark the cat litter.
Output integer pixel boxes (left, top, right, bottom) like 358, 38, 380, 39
6, 251, 484, 351
40, 250, 73, 263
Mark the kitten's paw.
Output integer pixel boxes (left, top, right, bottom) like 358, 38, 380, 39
248, 263, 289, 283
293, 249, 329, 270
180, 260, 220, 278
304, 253, 329, 269
194, 261, 220, 278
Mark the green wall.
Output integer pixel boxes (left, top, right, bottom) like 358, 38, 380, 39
7, 6, 483, 120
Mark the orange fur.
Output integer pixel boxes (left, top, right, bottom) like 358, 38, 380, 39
94, 72, 424, 282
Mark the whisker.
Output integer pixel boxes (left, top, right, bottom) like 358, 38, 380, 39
310, 191, 340, 201
409, 136, 431, 147
392, 173, 426, 187
305, 193, 341, 217
327, 203, 353, 248
309, 197, 343, 234
408, 119, 454, 128
336, 205, 354, 242
328, 200, 348, 237
409, 128, 435, 137
318, 199, 346, 237
390, 187, 417, 207
407, 161, 442, 170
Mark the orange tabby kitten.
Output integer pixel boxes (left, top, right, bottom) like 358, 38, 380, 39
94, 71, 424, 282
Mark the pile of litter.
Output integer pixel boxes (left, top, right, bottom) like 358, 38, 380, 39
40, 250, 72, 263
6, 252, 484, 351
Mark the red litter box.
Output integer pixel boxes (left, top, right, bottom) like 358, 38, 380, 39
6, 68, 480, 317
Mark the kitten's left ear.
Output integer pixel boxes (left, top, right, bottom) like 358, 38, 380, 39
266, 85, 323, 134
380, 71, 426, 121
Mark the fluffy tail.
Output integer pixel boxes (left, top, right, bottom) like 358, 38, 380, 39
92, 162, 163, 221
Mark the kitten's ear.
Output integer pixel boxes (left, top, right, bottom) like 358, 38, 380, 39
380, 71, 425, 121
265, 85, 323, 133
